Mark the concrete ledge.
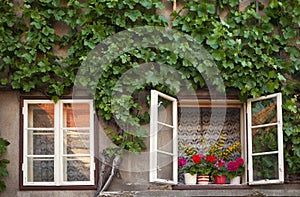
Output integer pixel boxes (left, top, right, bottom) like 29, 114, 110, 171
17, 190, 96, 197
99, 189, 300, 197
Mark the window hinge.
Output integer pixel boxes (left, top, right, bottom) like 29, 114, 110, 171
22, 107, 25, 115
22, 163, 25, 171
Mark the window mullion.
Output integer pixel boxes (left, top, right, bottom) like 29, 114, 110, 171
277, 94, 284, 182
89, 101, 95, 184
54, 101, 61, 185
23, 101, 29, 184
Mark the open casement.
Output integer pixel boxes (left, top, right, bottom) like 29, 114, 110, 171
247, 93, 284, 185
149, 90, 178, 184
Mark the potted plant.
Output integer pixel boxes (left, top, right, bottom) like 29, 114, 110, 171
196, 154, 216, 185
178, 154, 201, 185
211, 157, 227, 184
227, 157, 245, 184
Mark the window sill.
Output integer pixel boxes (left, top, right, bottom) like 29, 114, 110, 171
20, 185, 97, 191
173, 184, 250, 190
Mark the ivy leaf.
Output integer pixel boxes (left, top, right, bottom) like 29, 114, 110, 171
206, 38, 218, 49
0, 139, 9, 156
41, 26, 54, 36
125, 10, 142, 22
269, 0, 279, 8
212, 49, 225, 61
140, 0, 152, 9
206, 3, 215, 14
283, 27, 297, 39
229, 0, 239, 7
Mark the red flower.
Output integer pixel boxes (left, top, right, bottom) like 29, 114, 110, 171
206, 155, 216, 163
192, 155, 201, 164
218, 162, 224, 168
236, 157, 244, 165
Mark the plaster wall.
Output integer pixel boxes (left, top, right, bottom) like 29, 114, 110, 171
0, 91, 20, 197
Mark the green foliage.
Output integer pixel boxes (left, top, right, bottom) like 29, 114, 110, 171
172, 0, 300, 175
0, 138, 9, 192
0, 0, 300, 174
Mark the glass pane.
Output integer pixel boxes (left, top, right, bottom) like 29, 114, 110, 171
157, 152, 173, 181
63, 103, 90, 127
63, 157, 90, 181
27, 157, 54, 182
63, 130, 90, 154
253, 154, 279, 181
157, 97, 173, 126
252, 126, 278, 153
157, 125, 173, 153
28, 130, 54, 155
28, 104, 54, 128
252, 98, 277, 126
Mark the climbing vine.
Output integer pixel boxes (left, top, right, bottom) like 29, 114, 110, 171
0, 0, 299, 175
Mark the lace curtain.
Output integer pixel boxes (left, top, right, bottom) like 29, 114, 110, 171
178, 107, 241, 182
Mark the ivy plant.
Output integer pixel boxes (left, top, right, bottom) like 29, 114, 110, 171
0, 138, 9, 192
0, 0, 299, 175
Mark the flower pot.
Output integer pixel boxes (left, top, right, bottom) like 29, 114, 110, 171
197, 175, 210, 185
230, 176, 241, 185
214, 175, 227, 184
184, 173, 197, 185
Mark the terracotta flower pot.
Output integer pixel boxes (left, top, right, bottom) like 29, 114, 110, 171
214, 175, 227, 184
197, 175, 210, 185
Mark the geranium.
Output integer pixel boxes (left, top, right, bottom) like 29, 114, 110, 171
178, 154, 202, 175
227, 157, 245, 179
192, 155, 201, 164
211, 158, 227, 176
178, 158, 187, 167
206, 155, 216, 163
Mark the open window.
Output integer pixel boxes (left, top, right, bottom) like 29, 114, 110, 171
247, 93, 284, 185
149, 90, 178, 184
149, 90, 284, 186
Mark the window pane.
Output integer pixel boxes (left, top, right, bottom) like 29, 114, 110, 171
157, 125, 173, 153
63, 130, 90, 154
251, 98, 277, 126
28, 130, 54, 155
63, 103, 90, 127
28, 104, 54, 128
63, 157, 90, 181
252, 126, 278, 153
27, 157, 54, 182
157, 97, 173, 126
157, 152, 173, 180
253, 154, 279, 181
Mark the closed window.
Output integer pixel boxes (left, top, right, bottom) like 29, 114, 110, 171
22, 99, 95, 186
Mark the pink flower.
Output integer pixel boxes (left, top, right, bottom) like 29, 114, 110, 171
214, 158, 225, 169
178, 158, 187, 167
199, 153, 205, 159
227, 161, 239, 172
236, 158, 244, 165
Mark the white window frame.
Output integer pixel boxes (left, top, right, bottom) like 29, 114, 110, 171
22, 99, 95, 186
149, 90, 284, 186
149, 90, 178, 184
247, 93, 284, 185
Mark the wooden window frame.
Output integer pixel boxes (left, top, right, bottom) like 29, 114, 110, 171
19, 96, 98, 190
247, 93, 284, 185
150, 90, 284, 188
